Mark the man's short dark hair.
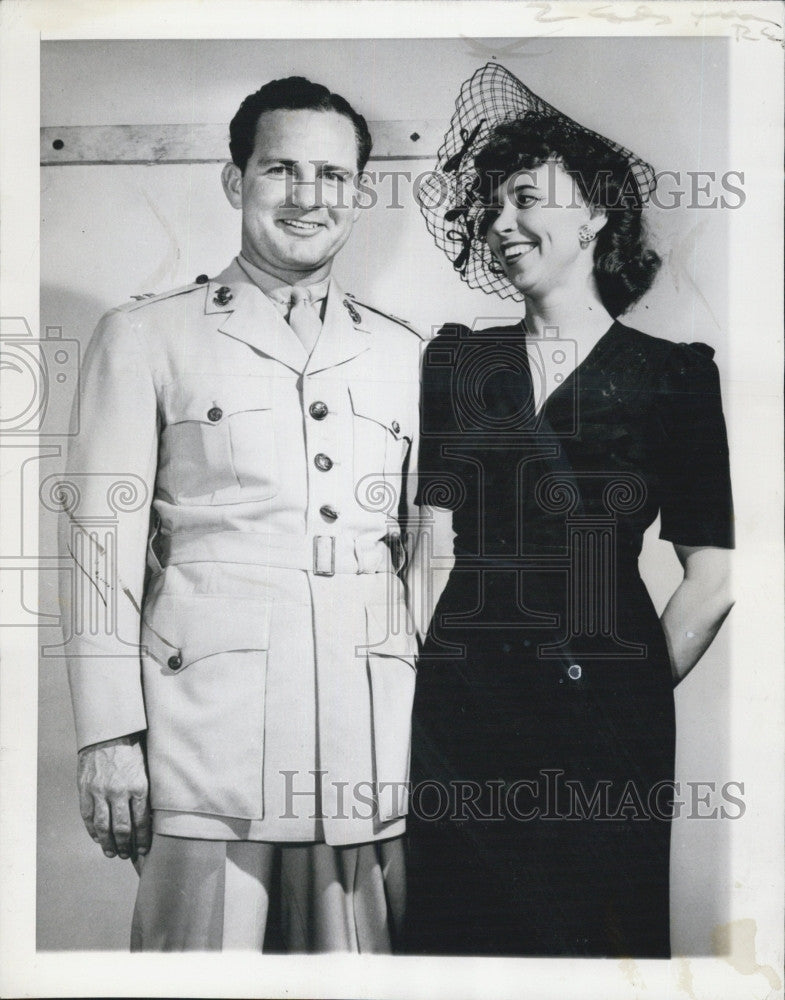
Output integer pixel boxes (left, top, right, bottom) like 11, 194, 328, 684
229, 76, 373, 173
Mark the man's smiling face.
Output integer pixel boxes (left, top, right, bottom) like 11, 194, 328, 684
222, 107, 361, 284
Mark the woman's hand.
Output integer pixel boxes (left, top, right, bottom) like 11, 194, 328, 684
661, 544, 734, 685
404, 506, 455, 644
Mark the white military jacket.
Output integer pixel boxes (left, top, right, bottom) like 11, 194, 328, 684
62, 258, 422, 846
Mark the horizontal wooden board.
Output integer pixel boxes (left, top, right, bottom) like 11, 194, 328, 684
41, 121, 445, 165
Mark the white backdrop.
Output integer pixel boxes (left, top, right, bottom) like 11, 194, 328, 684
38, 36, 734, 953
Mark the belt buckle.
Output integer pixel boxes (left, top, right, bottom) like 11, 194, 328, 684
313, 535, 336, 577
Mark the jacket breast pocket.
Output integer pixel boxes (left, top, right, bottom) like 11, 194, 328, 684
159, 376, 279, 504
141, 594, 272, 819
349, 384, 411, 513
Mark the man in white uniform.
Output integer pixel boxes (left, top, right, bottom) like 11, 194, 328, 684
63, 76, 422, 951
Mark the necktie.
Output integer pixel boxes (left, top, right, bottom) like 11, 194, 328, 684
287, 286, 322, 356
269, 283, 327, 356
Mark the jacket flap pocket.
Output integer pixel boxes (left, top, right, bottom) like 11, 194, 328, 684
164, 376, 275, 424
364, 601, 417, 661
349, 384, 410, 440
142, 595, 271, 670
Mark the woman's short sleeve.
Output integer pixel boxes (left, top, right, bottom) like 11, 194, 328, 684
655, 343, 734, 548
414, 328, 464, 509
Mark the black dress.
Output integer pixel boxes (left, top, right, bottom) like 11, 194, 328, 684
405, 320, 734, 957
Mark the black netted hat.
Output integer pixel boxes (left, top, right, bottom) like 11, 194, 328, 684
417, 62, 656, 301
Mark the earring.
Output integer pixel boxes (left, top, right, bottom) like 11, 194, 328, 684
578, 224, 596, 249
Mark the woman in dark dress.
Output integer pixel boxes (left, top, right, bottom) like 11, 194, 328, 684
404, 64, 734, 958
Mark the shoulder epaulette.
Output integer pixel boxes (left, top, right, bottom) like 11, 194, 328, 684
344, 292, 423, 339
117, 280, 207, 313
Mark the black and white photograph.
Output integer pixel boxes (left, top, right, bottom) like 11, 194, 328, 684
0, 2, 782, 998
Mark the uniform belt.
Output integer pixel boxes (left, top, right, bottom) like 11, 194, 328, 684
159, 531, 396, 576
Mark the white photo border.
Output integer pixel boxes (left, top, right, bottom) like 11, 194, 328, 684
1, 2, 783, 998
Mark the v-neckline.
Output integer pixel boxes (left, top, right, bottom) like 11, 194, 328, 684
530, 319, 621, 416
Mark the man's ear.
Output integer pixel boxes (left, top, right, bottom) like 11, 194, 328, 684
221, 162, 243, 209
351, 171, 368, 223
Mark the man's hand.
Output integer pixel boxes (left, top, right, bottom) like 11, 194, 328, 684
77, 733, 151, 861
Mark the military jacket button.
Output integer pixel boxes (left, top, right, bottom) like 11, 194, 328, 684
309, 401, 328, 420
314, 453, 333, 472
207, 407, 223, 422
567, 664, 582, 681
319, 504, 338, 522
392, 420, 401, 434
168, 654, 183, 671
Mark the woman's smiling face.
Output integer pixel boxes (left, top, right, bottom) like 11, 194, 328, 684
484, 159, 603, 300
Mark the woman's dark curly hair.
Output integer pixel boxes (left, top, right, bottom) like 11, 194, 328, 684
474, 113, 661, 316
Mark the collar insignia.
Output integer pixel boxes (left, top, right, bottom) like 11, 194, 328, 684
213, 285, 233, 307
343, 298, 362, 324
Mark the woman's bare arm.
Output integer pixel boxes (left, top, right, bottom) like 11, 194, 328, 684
661, 544, 734, 685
